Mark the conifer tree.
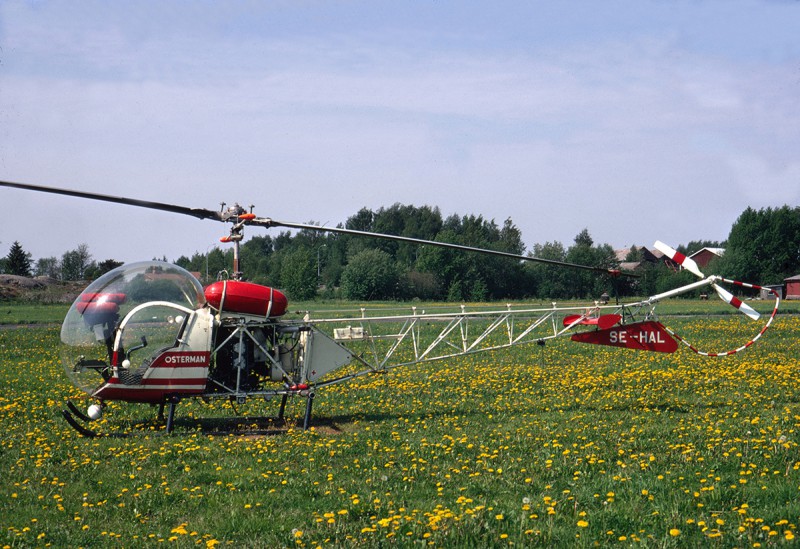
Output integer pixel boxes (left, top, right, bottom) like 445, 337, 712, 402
6, 241, 32, 277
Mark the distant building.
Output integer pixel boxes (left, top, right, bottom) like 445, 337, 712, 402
618, 261, 643, 272
786, 275, 800, 300
761, 284, 784, 300
614, 246, 723, 273
648, 247, 680, 271
688, 248, 725, 269
615, 247, 661, 264
614, 247, 663, 272
143, 267, 203, 283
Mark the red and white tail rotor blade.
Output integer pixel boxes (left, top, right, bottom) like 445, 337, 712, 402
654, 240, 760, 321
713, 284, 761, 321
654, 240, 704, 278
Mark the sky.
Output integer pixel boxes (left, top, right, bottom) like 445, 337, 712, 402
1, 0, 799, 267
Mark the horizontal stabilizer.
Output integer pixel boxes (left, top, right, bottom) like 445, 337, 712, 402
571, 321, 678, 353
563, 313, 622, 330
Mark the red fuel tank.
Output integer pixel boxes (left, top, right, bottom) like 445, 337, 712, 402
204, 281, 288, 318
75, 292, 126, 326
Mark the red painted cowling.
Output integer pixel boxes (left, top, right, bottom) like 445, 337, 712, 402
204, 280, 288, 317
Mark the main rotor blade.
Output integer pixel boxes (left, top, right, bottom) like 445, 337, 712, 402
0, 180, 223, 221
653, 240, 704, 278
713, 283, 761, 321
252, 218, 636, 277
2, 179, 637, 277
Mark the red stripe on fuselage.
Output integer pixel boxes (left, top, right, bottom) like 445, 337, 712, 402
94, 383, 206, 403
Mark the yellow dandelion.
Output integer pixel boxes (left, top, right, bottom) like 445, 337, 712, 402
170, 524, 188, 535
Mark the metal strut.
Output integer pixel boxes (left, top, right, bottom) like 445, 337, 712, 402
303, 392, 315, 430
278, 394, 288, 420
165, 399, 178, 434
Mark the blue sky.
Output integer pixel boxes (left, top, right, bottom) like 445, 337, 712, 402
1, 0, 799, 265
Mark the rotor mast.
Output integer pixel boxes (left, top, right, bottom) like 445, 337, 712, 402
218, 202, 255, 281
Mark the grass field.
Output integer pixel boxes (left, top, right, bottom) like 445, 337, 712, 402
0, 303, 70, 325
1, 302, 800, 547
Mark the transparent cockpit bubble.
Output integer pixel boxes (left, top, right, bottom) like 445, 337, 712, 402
59, 261, 205, 395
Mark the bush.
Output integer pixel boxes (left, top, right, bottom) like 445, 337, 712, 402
341, 249, 399, 300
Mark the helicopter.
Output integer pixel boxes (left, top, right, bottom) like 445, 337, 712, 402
0, 180, 781, 437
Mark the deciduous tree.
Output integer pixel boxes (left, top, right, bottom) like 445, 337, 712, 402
61, 243, 93, 281
716, 206, 800, 284
279, 248, 318, 300
341, 249, 399, 300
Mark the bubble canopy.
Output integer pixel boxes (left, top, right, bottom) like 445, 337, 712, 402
60, 261, 205, 394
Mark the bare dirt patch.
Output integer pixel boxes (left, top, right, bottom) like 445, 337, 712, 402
0, 275, 84, 303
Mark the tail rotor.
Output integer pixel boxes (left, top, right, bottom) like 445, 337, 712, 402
654, 240, 760, 321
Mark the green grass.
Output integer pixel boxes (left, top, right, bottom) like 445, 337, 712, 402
0, 303, 69, 325
2, 294, 798, 325
1, 307, 800, 547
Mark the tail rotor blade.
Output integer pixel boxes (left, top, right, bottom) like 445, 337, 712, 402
653, 241, 760, 320
654, 240, 704, 278
713, 283, 760, 321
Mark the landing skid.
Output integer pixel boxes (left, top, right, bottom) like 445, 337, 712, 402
66, 399, 92, 422
277, 391, 315, 430
61, 393, 316, 438
62, 406, 100, 438
61, 399, 164, 438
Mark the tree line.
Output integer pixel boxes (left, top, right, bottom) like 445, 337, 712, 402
0, 242, 122, 282
173, 203, 800, 301
3, 204, 799, 301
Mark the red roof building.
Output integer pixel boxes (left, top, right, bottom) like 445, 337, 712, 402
786, 275, 800, 300
688, 248, 725, 269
